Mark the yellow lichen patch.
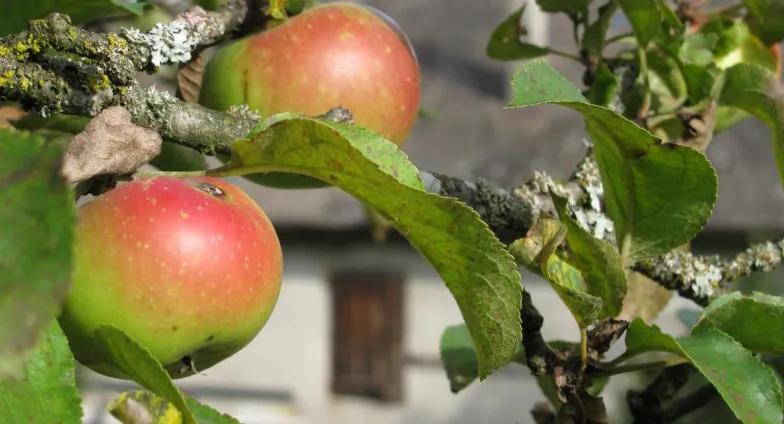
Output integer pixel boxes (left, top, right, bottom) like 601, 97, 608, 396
0, 45, 10, 58
13, 41, 29, 58
107, 33, 129, 51
18, 76, 31, 91
0, 70, 16, 88
89, 74, 111, 92
25, 34, 41, 54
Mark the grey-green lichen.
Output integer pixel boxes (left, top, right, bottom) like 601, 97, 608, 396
121, 0, 247, 68
0, 0, 248, 122
123, 22, 197, 67
723, 240, 784, 281
513, 154, 614, 242
570, 155, 615, 242
117, 85, 258, 155
639, 250, 722, 302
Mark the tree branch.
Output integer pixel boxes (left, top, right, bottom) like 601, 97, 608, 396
520, 290, 558, 376
627, 363, 692, 423
0, 2, 258, 153
0, 0, 775, 306
122, 0, 248, 68
421, 172, 534, 244
118, 86, 257, 154
424, 151, 784, 305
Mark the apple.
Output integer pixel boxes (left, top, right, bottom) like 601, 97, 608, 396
199, 2, 420, 187
59, 177, 283, 379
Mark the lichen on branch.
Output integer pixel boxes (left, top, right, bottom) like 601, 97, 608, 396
425, 152, 783, 306
0, 0, 780, 308
122, 0, 248, 68
0, 1, 257, 154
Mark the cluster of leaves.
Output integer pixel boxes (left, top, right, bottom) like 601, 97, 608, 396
439, 1, 784, 422
2, 0, 784, 423
490, 0, 784, 183
0, 0, 522, 421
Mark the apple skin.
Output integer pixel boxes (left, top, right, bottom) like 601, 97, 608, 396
199, 2, 420, 188
59, 177, 283, 379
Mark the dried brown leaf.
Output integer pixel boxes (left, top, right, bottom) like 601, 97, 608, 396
62, 107, 161, 183
177, 52, 207, 104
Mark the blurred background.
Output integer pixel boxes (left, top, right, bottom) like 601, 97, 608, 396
78, 0, 784, 422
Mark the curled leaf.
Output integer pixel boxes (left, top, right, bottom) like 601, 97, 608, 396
62, 107, 162, 183
177, 52, 207, 104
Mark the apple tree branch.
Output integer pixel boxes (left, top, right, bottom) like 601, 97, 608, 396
0, 1, 779, 308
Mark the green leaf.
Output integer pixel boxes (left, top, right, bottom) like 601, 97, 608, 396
439, 324, 524, 394
0, 129, 74, 377
700, 19, 779, 71
617, 0, 661, 47
646, 49, 688, 109
509, 60, 587, 104
509, 217, 603, 327
693, 292, 784, 354
719, 63, 784, 187
92, 326, 198, 424
508, 216, 565, 270
682, 64, 721, 106
0, 322, 82, 423
625, 319, 784, 424
186, 398, 240, 424
581, 2, 618, 55
543, 254, 603, 327
0, 0, 148, 36
150, 142, 207, 172
552, 195, 627, 318
221, 115, 522, 378
651, 1, 685, 58
486, 7, 549, 61
110, 391, 240, 424
586, 63, 620, 107
656, 0, 683, 31
440, 325, 479, 393
741, 0, 784, 45
624, 318, 684, 355
13, 114, 89, 134
508, 61, 717, 261
679, 33, 718, 66
535, 0, 591, 14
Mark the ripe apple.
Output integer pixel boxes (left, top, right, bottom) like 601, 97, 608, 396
199, 2, 420, 187
59, 177, 283, 379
